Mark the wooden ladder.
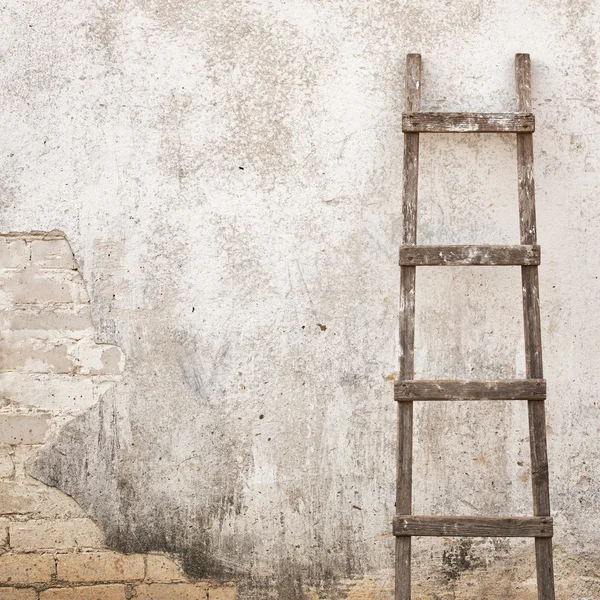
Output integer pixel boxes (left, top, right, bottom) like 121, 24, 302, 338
394, 53, 555, 599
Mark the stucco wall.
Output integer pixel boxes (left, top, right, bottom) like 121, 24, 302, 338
1, 1, 599, 598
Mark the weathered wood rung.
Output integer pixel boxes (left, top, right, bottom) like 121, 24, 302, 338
399, 244, 540, 266
402, 112, 535, 133
394, 379, 546, 401
393, 516, 553, 538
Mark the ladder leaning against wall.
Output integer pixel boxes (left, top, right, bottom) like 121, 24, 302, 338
393, 53, 555, 600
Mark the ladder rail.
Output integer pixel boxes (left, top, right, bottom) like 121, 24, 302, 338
396, 52, 421, 600
515, 52, 556, 600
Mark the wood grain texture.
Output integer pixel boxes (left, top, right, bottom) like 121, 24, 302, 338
396, 52, 421, 600
535, 539, 556, 600
394, 379, 546, 401
399, 244, 540, 266
393, 516, 553, 538
518, 135, 536, 241
516, 54, 551, 515
402, 112, 535, 133
516, 52, 556, 600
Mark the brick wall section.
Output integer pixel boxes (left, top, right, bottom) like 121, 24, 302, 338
0, 232, 236, 599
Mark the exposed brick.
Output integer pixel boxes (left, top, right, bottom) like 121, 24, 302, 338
0, 553, 54, 583
40, 584, 127, 600
0, 373, 94, 414
0, 481, 86, 519
30, 239, 76, 270
0, 414, 50, 444
134, 583, 210, 600
0, 481, 42, 515
0, 338, 121, 376
0, 238, 29, 268
0, 308, 93, 337
10, 519, 105, 551
57, 551, 144, 583
6, 445, 35, 479
0, 588, 37, 600
0, 270, 88, 306
145, 555, 186, 582
0, 339, 73, 373
0, 446, 14, 478
208, 586, 237, 600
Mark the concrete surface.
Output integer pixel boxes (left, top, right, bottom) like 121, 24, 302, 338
0, 0, 599, 598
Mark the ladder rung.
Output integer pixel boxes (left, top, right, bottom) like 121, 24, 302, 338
399, 244, 540, 266
402, 112, 535, 133
394, 379, 546, 401
393, 516, 553, 538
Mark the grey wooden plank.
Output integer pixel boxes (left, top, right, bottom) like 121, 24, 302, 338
535, 539, 556, 600
516, 52, 556, 600
518, 134, 536, 241
516, 53, 551, 514
393, 516, 553, 538
396, 51, 421, 600
399, 244, 540, 266
516, 54, 533, 123
394, 379, 546, 401
402, 112, 535, 133
405, 54, 421, 114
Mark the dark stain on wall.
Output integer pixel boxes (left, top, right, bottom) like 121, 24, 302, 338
27, 376, 373, 600
441, 539, 485, 582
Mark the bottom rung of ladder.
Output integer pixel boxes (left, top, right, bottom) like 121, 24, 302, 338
393, 516, 553, 537
394, 379, 546, 401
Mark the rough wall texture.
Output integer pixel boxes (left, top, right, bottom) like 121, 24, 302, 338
0, 232, 236, 599
0, 0, 599, 598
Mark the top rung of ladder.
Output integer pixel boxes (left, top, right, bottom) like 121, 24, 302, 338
402, 53, 535, 134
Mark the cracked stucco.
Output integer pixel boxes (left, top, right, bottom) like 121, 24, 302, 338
1, 0, 600, 598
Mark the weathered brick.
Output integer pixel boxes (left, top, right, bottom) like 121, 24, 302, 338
0, 338, 121, 376
7, 445, 35, 479
0, 270, 88, 306
145, 554, 186, 582
134, 583, 210, 600
0, 308, 93, 337
0, 339, 73, 373
57, 551, 144, 583
0, 374, 94, 414
0, 414, 50, 444
0, 553, 54, 583
0, 588, 37, 599
10, 519, 105, 551
30, 239, 76, 270
0, 481, 86, 519
0, 238, 29, 268
40, 584, 127, 600
208, 586, 237, 600
0, 481, 43, 515
0, 446, 14, 478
